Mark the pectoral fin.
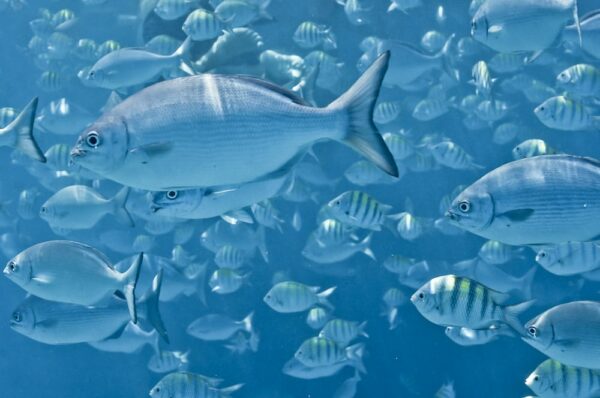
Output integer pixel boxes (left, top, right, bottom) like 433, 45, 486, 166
554, 338, 580, 349
128, 142, 173, 165
497, 209, 534, 222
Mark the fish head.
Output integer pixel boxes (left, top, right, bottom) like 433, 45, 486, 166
3, 252, 32, 287
525, 366, 554, 396
535, 247, 560, 269
263, 287, 284, 310
327, 191, 353, 218
522, 313, 554, 351
148, 380, 168, 398
38, 200, 56, 223
9, 302, 35, 335
556, 68, 576, 88
446, 188, 494, 232
410, 279, 439, 318
150, 189, 203, 216
71, 116, 128, 175
533, 97, 559, 124
470, 10, 489, 44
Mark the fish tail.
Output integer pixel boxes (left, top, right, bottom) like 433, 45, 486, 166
173, 36, 195, 76
328, 51, 398, 177
242, 311, 254, 335
257, 225, 269, 263
439, 33, 459, 81
317, 286, 337, 310
122, 252, 143, 324
346, 342, 367, 374
503, 299, 536, 336
358, 321, 369, 338
111, 186, 134, 227
140, 269, 170, 343
360, 233, 377, 261
1, 97, 45, 162
220, 383, 244, 397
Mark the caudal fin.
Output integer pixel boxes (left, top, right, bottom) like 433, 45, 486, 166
173, 36, 194, 76
122, 252, 143, 324
111, 187, 134, 227
1, 97, 46, 162
346, 343, 367, 374
328, 52, 398, 177
141, 270, 169, 343
503, 299, 536, 336
317, 286, 337, 310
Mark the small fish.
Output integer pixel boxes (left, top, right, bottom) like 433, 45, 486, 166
154, 0, 199, 20
95, 40, 121, 59
187, 312, 254, 341
535, 242, 600, 276
387, 0, 422, 14
445, 324, 515, 346
430, 141, 483, 170
295, 337, 366, 373
488, 52, 524, 74
411, 274, 533, 331
526, 358, 600, 398
492, 122, 521, 145
37, 71, 67, 92
282, 357, 349, 380
293, 22, 336, 50
5, 241, 142, 323
17, 188, 41, 220
435, 381, 456, 398
89, 322, 159, 354
412, 97, 450, 121
149, 372, 243, 398
373, 101, 401, 124
209, 267, 248, 294
40, 185, 133, 230
182, 8, 224, 41
312, 218, 357, 246
251, 200, 284, 232
327, 191, 397, 231
214, 245, 251, 269
214, 0, 271, 28
145, 35, 182, 56
36, 97, 95, 136
302, 233, 375, 264
383, 131, 414, 160
319, 319, 368, 348
382, 288, 406, 330
333, 371, 361, 398
474, 99, 511, 122
471, 60, 493, 97
148, 350, 190, 373
420, 31, 446, 53
478, 240, 523, 265
344, 160, 402, 186
395, 212, 428, 241
306, 307, 331, 330
84, 37, 193, 90
512, 139, 558, 160
263, 281, 335, 313
557, 63, 600, 97
73, 38, 97, 61
535, 96, 599, 131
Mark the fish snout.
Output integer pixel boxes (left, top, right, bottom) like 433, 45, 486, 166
444, 211, 459, 222
70, 146, 86, 159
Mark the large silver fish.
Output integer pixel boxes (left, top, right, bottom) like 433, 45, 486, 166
471, 0, 581, 56
446, 155, 600, 245
523, 301, 600, 370
70, 53, 397, 191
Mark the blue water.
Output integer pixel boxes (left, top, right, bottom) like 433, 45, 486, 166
1, 0, 600, 397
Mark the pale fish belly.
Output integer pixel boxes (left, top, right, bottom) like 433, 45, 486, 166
109, 75, 344, 190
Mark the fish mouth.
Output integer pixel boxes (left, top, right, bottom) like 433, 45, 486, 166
69, 147, 87, 159
444, 210, 460, 223
150, 205, 162, 213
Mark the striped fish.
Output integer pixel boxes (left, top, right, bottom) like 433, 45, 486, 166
147, 350, 190, 374
251, 200, 284, 232
263, 281, 336, 313
410, 274, 533, 331
294, 337, 365, 373
373, 101, 401, 124
445, 324, 515, 346
183, 8, 224, 41
0, 107, 17, 128
471, 60, 493, 97
526, 359, 600, 398
293, 22, 337, 50
51, 8, 76, 29
95, 40, 120, 59
395, 212, 427, 241
74, 38, 98, 61
412, 97, 449, 121
430, 141, 483, 171
154, 0, 198, 21
313, 219, 357, 246
535, 242, 600, 276
478, 240, 523, 265
512, 139, 559, 160
17, 189, 40, 220
306, 307, 330, 330
146, 35, 182, 56
382, 288, 406, 329
37, 71, 66, 92
344, 159, 401, 186
149, 372, 243, 398
557, 64, 600, 97
420, 30, 446, 53
535, 96, 599, 131
327, 191, 397, 231
488, 52, 524, 74
208, 268, 247, 294
434, 381, 456, 398
492, 122, 520, 145
214, 245, 251, 269
382, 254, 416, 274
475, 99, 511, 122
383, 131, 414, 160
319, 319, 368, 348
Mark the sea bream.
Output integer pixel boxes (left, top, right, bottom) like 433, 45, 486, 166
70, 53, 397, 191
446, 155, 600, 246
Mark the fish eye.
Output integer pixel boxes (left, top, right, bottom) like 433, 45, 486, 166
335, 200, 341, 205
40, 206, 47, 213
12, 311, 22, 322
418, 292, 424, 299
458, 200, 471, 213
88, 70, 95, 79
527, 326, 537, 337
8, 261, 17, 272
166, 190, 178, 200
538, 252, 546, 258
86, 131, 100, 148
534, 376, 539, 382
539, 106, 545, 112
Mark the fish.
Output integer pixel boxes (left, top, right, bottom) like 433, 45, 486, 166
0, 97, 45, 162
302, 233, 375, 264
344, 160, 401, 186
534, 96, 600, 131
411, 274, 533, 332
214, 0, 271, 27
526, 358, 600, 398
478, 240, 523, 265
208, 267, 248, 294
10, 271, 168, 344
5, 241, 142, 322
263, 281, 335, 313
214, 245, 252, 269
471, 0, 581, 57
535, 242, 600, 275
182, 8, 224, 41
36, 97, 95, 136
446, 155, 600, 245
149, 372, 243, 398
186, 312, 254, 341
88, 321, 159, 354
319, 318, 368, 348
154, 0, 199, 20
387, 0, 422, 14
70, 52, 397, 191
326, 191, 397, 231
492, 121, 521, 146
556, 63, 600, 97
444, 324, 515, 346
563, 9, 600, 59
306, 307, 331, 330
293, 22, 336, 50
294, 337, 366, 373
83, 37, 193, 90
282, 357, 347, 380
429, 141, 483, 170
333, 371, 361, 398
512, 139, 559, 160
523, 301, 600, 370
421, 31, 447, 53
40, 185, 134, 229
148, 350, 190, 373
